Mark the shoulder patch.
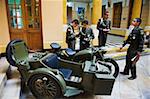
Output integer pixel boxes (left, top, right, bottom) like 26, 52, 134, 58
140, 29, 144, 35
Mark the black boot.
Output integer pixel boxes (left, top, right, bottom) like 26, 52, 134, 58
129, 64, 137, 80
128, 76, 137, 80
120, 72, 129, 75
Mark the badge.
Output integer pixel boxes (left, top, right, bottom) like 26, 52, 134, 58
133, 36, 135, 39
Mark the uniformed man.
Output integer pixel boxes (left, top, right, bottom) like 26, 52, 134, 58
120, 18, 144, 80
97, 11, 111, 47
80, 20, 95, 50
66, 19, 79, 50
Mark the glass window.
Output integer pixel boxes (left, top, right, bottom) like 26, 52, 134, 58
34, 18, 40, 28
16, 0, 21, 4
8, 0, 23, 29
27, 5, 32, 16
16, 5, 22, 17
8, 0, 15, 4
9, 5, 16, 16
35, 6, 39, 16
10, 17, 17, 28
28, 18, 34, 28
17, 18, 23, 29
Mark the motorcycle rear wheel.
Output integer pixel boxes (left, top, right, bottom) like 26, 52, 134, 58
96, 58, 119, 78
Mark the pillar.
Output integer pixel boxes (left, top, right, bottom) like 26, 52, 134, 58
147, 0, 150, 26
63, 0, 67, 24
92, 0, 102, 24
131, 0, 142, 20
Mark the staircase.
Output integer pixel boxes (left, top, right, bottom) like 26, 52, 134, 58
0, 57, 21, 99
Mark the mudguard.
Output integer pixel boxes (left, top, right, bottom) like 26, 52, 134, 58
27, 68, 67, 95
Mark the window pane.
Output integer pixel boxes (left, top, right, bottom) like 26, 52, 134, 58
25, 0, 31, 5
8, 0, 14, 4
28, 18, 34, 28
10, 17, 17, 28
17, 18, 23, 29
27, 6, 32, 16
16, 5, 22, 17
34, 18, 40, 28
16, 0, 21, 4
9, 5, 16, 16
35, 6, 39, 16
35, 0, 39, 3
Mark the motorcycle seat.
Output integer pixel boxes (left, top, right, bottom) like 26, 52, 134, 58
50, 42, 61, 50
42, 54, 72, 79
65, 48, 76, 56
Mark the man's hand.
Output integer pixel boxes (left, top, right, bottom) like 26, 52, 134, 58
137, 51, 141, 56
120, 47, 123, 50
103, 29, 110, 32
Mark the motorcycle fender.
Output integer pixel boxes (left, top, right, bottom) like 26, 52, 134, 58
27, 68, 66, 94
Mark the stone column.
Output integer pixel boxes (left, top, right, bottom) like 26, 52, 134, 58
63, 0, 67, 24
92, 0, 102, 24
131, 0, 142, 20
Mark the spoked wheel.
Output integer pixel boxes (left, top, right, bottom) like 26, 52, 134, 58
6, 39, 23, 66
96, 58, 119, 78
28, 73, 62, 99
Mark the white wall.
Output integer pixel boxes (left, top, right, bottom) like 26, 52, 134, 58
41, 0, 64, 49
0, 0, 10, 53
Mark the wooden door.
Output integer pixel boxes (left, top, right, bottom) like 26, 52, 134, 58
6, 0, 43, 50
112, 2, 122, 28
102, 5, 106, 18
127, 0, 134, 28
67, 6, 72, 24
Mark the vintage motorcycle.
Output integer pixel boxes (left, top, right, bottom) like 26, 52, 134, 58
6, 39, 119, 99
50, 42, 119, 78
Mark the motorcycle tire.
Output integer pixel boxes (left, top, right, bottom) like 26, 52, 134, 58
104, 58, 119, 78
28, 73, 63, 99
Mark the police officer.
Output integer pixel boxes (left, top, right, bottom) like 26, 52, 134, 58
97, 11, 111, 47
80, 20, 95, 50
66, 19, 79, 50
120, 18, 144, 80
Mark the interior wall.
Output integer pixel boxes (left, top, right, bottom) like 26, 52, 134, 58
41, 0, 64, 49
0, 0, 10, 53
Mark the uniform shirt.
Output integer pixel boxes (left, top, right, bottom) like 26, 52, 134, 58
80, 27, 95, 42
123, 26, 144, 52
97, 18, 111, 32
66, 25, 75, 43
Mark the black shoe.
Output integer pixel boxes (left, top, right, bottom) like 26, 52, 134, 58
128, 76, 137, 80
120, 72, 129, 75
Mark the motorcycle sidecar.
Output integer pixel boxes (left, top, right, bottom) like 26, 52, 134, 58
6, 40, 117, 99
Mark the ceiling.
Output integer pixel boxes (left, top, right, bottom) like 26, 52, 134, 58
67, 0, 93, 3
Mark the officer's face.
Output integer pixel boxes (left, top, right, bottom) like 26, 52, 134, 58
72, 22, 78, 28
132, 19, 140, 26
104, 13, 109, 19
82, 23, 87, 28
